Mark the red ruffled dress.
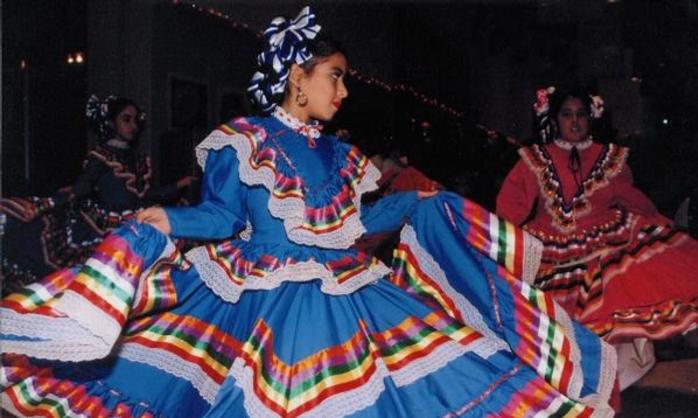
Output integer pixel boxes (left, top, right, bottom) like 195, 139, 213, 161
379, 164, 440, 195
497, 140, 698, 343
353, 163, 440, 259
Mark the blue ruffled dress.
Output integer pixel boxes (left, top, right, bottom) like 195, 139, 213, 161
1, 112, 616, 417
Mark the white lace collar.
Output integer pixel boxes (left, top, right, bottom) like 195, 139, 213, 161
553, 138, 593, 151
105, 138, 130, 149
272, 106, 323, 139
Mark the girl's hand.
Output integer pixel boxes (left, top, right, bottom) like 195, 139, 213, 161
19, 201, 39, 221
136, 206, 171, 235
417, 190, 439, 199
176, 176, 198, 189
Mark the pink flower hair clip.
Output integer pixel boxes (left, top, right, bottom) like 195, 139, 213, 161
589, 94, 605, 119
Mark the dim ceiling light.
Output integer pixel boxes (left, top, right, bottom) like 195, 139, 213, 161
66, 51, 86, 65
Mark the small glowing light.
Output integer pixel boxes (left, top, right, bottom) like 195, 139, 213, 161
20, 59, 27, 70
66, 52, 85, 65
631, 76, 642, 83
662, 118, 669, 125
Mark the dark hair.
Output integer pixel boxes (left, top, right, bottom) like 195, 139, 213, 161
248, 19, 348, 114
549, 87, 593, 121
87, 96, 145, 142
543, 86, 594, 141
298, 38, 347, 73
104, 97, 143, 124
259, 37, 346, 110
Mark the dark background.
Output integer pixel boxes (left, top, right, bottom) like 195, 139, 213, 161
3, 0, 697, 215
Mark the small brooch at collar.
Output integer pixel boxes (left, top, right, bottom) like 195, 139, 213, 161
272, 106, 323, 148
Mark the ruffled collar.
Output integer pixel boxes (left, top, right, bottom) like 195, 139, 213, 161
89, 146, 152, 198
195, 117, 381, 249
272, 106, 323, 140
520, 142, 627, 232
553, 138, 593, 151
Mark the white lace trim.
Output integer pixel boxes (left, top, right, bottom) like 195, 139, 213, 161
115, 309, 505, 417
518, 279, 616, 410
521, 232, 543, 284
195, 130, 381, 250
0, 238, 177, 362
590, 406, 616, 418
238, 221, 253, 241
119, 343, 220, 405
0, 393, 24, 418
538, 295, 582, 399
186, 246, 390, 304
272, 106, 322, 139
132, 239, 178, 309
399, 225, 510, 353
229, 356, 387, 418
227, 336, 477, 418
554, 138, 593, 151
399, 224, 616, 411
0, 310, 106, 360
531, 393, 612, 418
389, 338, 494, 387
1, 390, 91, 418
579, 337, 618, 413
0, 291, 120, 361
56, 290, 121, 351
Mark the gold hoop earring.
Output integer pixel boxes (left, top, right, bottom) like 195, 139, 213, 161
296, 88, 308, 107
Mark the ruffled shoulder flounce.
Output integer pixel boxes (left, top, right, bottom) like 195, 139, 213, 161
186, 239, 391, 303
87, 146, 153, 198
519, 143, 628, 232
195, 117, 381, 249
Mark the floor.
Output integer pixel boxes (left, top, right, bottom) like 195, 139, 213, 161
618, 338, 698, 417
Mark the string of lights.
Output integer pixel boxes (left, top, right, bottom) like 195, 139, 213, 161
171, 0, 465, 119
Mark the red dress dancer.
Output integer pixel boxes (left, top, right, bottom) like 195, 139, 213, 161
497, 88, 698, 390
353, 157, 440, 259
379, 162, 440, 195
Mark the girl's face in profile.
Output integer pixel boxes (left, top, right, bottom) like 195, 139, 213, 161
114, 105, 140, 142
299, 52, 349, 122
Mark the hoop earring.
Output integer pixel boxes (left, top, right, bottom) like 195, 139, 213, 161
296, 88, 308, 107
